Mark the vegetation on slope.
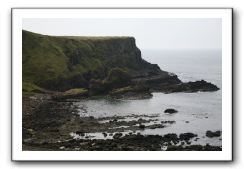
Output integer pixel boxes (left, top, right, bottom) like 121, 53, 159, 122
22, 30, 160, 93
22, 82, 45, 93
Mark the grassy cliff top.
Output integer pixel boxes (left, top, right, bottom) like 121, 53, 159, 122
23, 30, 134, 40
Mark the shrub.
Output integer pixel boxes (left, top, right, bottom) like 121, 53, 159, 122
106, 67, 131, 88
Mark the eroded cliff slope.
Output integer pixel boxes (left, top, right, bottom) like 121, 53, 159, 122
23, 30, 180, 92
23, 30, 218, 96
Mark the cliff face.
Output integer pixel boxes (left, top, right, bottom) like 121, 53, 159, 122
23, 30, 178, 91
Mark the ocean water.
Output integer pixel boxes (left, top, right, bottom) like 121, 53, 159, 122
142, 49, 222, 87
75, 49, 222, 146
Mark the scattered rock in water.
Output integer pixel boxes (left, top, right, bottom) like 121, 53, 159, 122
139, 124, 145, 129
113, 133, 123, 139
25, 133, 222, 151
179, 133, 197, 141
102, 132, 108, 137
162, 133, 179, 144
164, 108, 178, 114
75, 131, 85, 136
22, 93, 221, 151
204, 144, 222, 151
147, 124, 165, 129
194, 137, 199, 141
166, 144, 222, 151
161, 120, 175, 124
89, 116, 95, 120
206, 130, 221, 138
138, 118, 144, 123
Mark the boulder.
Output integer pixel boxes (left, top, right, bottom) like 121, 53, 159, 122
179, 133, 197, 141
147, 124, 165, 129
206, 130, 221, 138
164, 108, 178, 114
113, 132, 123, 139
139, 124, 145, 129
102, 132, 108, 137
75, 131, 85, 136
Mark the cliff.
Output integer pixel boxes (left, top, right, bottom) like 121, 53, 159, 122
23, 30, 179, 92
22, 30, 218, 96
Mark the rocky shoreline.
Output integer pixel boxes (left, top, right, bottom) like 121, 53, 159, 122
22, 93, 222, 151
22, 30, 221, 151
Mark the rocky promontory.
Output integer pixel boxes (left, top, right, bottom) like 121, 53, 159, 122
23, 30, 219, 98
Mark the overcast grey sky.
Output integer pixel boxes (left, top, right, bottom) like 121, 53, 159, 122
23, 18, 221, 50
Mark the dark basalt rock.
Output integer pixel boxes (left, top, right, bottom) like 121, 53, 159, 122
24, 133, 222, 151
139, 124, 145, 129
75, 131, 85, 136
162, 133, 179, 143
164, 108, 178, 114
161, 120, 175, 124
179, 133, 197, 141
102, 132, 108, 137
113, 132, 123, 139
160, 80, 219, 93
166, 144, 222, 151
206, 130, 221, 138
147, 124, 165, 129
131, 74, 181, 90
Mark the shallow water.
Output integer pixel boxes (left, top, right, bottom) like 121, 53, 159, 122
74, 49, 222, 146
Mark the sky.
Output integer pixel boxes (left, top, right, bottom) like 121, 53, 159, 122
23, 18, 222, 50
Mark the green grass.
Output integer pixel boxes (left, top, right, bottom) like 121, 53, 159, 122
22, 30, 155, 92
22, 82, 45, 93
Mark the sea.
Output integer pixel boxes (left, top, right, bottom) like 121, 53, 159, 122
74, 49, 222, 146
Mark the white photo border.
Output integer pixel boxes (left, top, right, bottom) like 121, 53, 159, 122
11, 8, 233, 161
